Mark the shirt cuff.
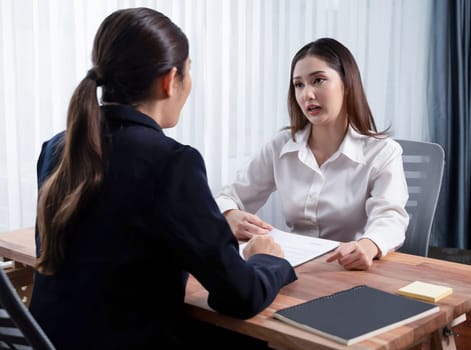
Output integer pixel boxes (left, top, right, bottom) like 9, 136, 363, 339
215, 195, 240, 214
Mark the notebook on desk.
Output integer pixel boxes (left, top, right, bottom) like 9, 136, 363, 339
273, 285, 439, 345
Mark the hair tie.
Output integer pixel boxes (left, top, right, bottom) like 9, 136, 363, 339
86, 68, 104, 86
86, 68, 97, 80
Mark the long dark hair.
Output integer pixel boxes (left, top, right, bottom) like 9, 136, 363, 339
37, 7, 189, 274
287, 37, 388, 140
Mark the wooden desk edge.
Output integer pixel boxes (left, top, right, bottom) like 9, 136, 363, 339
0, 227, 469, 350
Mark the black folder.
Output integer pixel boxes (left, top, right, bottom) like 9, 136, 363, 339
273, 285, 439, 345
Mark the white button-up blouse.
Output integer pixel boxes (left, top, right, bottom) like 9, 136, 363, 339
215, 125, 410, 257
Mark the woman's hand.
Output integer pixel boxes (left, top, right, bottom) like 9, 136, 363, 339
242, 235, 284, 260
224, 209, 273, 240
325, 239, 379, 270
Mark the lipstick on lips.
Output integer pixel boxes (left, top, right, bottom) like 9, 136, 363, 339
306, 103, 321, 115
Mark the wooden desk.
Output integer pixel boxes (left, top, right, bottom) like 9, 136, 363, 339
0, 227, 36, 267
1, 227, 470, 350
0, 227, 36, 305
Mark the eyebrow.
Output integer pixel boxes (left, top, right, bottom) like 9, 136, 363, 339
293, 70, 326, 80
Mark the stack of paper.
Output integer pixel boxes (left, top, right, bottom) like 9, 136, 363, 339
397, 281, 453, 302
239, 228, 339, 267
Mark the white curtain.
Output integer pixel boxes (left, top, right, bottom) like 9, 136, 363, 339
0, 0, 432, 232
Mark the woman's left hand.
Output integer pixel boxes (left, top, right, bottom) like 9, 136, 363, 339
325, 239, 379, 270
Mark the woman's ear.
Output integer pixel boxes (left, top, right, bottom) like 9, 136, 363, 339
161, 67, 178, 97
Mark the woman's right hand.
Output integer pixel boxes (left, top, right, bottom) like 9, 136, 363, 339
224, 209, 273, 240
242, 235, 284, 260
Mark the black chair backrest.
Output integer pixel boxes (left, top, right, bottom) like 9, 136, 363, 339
0, 267, 55, 349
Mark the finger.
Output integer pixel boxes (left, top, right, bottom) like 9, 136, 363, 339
246, 214, 273, 231
325, 251, 340, 262
235, 229, 253, 241
243, 221, 270, 235
338, 254, 358, 267
341, 254, 371, 270
325, 246, 347, 262
342, 259, 366, 271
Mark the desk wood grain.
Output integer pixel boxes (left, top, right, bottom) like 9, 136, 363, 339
185, 253, 471, 350
1, 227, 469, 349
0, 227, 36, 267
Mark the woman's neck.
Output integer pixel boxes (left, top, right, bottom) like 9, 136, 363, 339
308, 121, 348, 167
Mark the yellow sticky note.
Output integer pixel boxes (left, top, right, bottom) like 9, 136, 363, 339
398, 281, 453, 303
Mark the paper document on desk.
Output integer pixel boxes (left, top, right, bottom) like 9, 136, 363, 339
239, 228, 339, 267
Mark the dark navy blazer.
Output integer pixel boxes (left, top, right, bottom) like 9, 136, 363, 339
29, 105, 296, 349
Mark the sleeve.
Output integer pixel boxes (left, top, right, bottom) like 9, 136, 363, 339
214, 139, 277, 214
36, 131, 65, 189
362, 140, 410, 257
154, 146, 297, 319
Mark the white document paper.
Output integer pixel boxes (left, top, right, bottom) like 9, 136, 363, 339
239, 228, 340, 267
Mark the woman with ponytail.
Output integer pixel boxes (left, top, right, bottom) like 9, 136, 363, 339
30, 8, 296, 349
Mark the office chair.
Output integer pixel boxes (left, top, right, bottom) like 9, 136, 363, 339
0, 267, 55, 349
395, 139, 445, 257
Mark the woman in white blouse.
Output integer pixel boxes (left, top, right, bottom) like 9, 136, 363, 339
215, 38, 409, 271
